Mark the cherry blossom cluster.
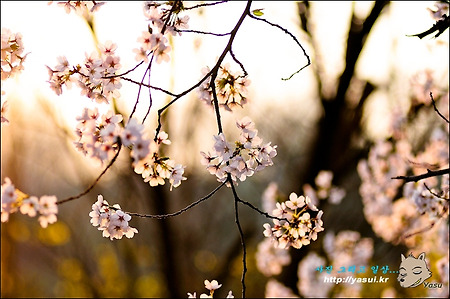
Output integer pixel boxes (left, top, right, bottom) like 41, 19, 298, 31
428, 1, 449, 20
323, 230, 374, 270
357, 139, 421, 243
256, 229, 374, 298
74, 108, 186, 190
133, 1, 189, 63
303, 170, 346, 206
74, 108, 123, 163
264, 279, 299, 298
1, 27, 27, 81
358, 122, 449, 243
256, 237, 291, 277
55, 1, 105, 14
404, 128, 449, 220
297, 231, 374, 298
89, 194, 138, 240
263, 192, 324, 249
1, 177, 58, 228
143, 1, 189, 36
200, 116, 276, 185
47, 41, 122, 103
297, 252, 332, 298
357, 140, 410, 223
1, 27, 28, 124
130, 123, 187, 190
404, 180, 449, 220
256, 183, 291, 276
198, 63, 251, 111
187, 279, 234, 298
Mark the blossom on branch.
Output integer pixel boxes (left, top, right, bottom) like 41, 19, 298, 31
37, 195, 58, 228
1, 177, 58, 227
1, 28, 28, 124
1, 177, 18, 222
187, 279, 234, 298
198, 64, 251, 111
133, 1, 190, 63
201, 117, 276, 185
131, 129, 187, 190
74, 108, 122, 164
263, 193, 324, 250
1, 27, 27, 81
47, 41, 122, 103
143, 1, 189, 36
89, 194, 138, 240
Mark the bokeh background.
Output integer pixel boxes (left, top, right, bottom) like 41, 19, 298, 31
1, 1, 449, 297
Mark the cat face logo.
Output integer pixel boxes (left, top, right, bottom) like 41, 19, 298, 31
398, 252, 432, 288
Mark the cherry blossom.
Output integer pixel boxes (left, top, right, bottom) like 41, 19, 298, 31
37, 195, 58, 228
263, 193, 324, 250
198, 63, 251, 111
1, 27, 27, 81
1, 178, 59, 227
187, 279, 233, 298
19, 196, 39, 217
201, 117, 277, 185
256, 238, 291, 276
47, 41, 123, 104
1, 177, 18, 222
55, 1, 105, 15
74, 108, 122, 164
89, 194, 138, 240
297, 252, 333, 297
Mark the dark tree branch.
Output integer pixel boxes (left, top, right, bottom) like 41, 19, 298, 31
430, 92, 450, 123
155, 1, 253, 140
407, 14, 450, 39
229, 178, 247, 299
57, 144, 123, 204
392, 168, 450, 182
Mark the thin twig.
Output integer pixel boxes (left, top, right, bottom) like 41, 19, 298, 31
430, 92, 449, 123
424, 183, 449, 201
155, 0, 253, 139
248, 13, 311, 80
124, 181, 227, 219
129, 57, 153, 123
230, 48, 248, 77
236, 195, 292, 223
184, 1, 228, 10
399, 204, 448, 242
121, 77, 177, 97
175, 29, 231, 36
57, 144, 123, 205
143, 56, 155, 124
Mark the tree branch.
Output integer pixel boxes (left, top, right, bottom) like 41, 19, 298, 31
229, 178, 247, 299
248, 12, 311, 80
57, 144, 123, 205
430, 91, 449, 123
392, 168, 450, 182
124, 181, 227, 219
